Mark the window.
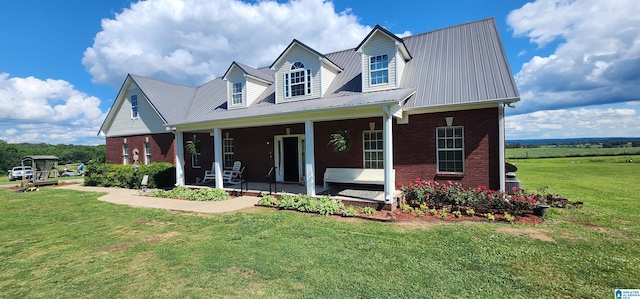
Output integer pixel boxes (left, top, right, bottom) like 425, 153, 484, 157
437, 126, 464, 173
284, 62, 311, 98
191, 153, 201, 168
122, 143, 129, 165
370, 54, 389, 85
232, 82, 243, 105
144, 142, 152, 165
363, 130, 384, 169
131, 95, 138, 118
223, 138, 234, 168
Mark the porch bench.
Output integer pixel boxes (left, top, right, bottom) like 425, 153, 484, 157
323, 168, 393, 188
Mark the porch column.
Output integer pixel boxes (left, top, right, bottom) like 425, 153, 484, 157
174, 130, 185, 186
383, 106, 394, 203
213, 128, 224, 188
498, 102, 506, 192
304, 120, 316, 196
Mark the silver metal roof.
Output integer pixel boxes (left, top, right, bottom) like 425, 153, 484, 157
125, 18, 518, 128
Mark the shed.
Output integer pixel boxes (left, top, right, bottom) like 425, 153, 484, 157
21, 155, 59, 186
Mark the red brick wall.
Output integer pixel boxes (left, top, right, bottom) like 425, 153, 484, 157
393, 108, 500, 190
106, 133, 175, 165
182, 132, 214, 184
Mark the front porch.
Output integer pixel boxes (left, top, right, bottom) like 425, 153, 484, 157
189, 181, 400, 211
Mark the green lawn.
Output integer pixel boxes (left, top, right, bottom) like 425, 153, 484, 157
1, 157, 639, 298
507, 146, 640, 159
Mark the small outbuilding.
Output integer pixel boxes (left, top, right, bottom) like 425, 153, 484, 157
21, 155, 58, 186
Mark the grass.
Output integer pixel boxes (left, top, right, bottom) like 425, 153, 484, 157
1, 156, 639, 297
507, 146, 640, 159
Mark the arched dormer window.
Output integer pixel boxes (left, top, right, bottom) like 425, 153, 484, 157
284, 61, 311, 98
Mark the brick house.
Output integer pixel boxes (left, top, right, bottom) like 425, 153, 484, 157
99, 18, 519, 205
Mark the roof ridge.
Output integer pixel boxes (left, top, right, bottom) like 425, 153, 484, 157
402, 17, 496, 41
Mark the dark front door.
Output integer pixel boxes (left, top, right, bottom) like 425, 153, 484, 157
283, 137, 299, 182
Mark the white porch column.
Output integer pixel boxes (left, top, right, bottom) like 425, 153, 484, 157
383, 106, 394, 203
174, 130, 185, 186
304, 120, 316, 197
498, 102, 506, 192
213, 128, 224, 188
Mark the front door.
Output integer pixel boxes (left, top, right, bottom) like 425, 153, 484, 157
274, 134, 305, 182
283, 137, 299, 182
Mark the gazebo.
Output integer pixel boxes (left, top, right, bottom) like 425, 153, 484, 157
21, 155, 58, 186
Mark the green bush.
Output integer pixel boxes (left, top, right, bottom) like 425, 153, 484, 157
342, 205, 358, 217
277, 194, 297, 210
153, 186, 229, 201
296, 194, 318, 213
362, 206, 375, 215
257, 195, 277, 206
316, 196, 344, 216
84, 161, 174, 189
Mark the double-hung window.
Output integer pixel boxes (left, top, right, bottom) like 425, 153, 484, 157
436, 126, 464, 173
370, 54, 389, 85
131, 95, 138, 118
223, 138, 235, 168
232, 82, 243, 105
123, 143, 129, 165
144, 142, 152, 165
285, 62, 311, 98
363, 130, 384, 169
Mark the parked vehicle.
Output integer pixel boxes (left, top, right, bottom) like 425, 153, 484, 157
8, 166, 33, 181
59, 170, 76, 177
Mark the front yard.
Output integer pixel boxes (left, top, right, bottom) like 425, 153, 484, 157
0, 156, 638, 298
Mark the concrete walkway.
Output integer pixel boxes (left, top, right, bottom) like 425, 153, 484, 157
57, 184, 260, 214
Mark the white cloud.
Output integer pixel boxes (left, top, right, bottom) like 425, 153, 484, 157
507, 0, 640, 114
0, 73, 106, 145
506, 105, 640, 139
82, 0, 372, 87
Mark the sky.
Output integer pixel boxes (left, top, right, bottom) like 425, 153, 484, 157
0, 0, 639, 145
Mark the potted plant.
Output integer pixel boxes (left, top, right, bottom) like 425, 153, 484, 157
532, 203, 550, 216
328, 130, 350, 152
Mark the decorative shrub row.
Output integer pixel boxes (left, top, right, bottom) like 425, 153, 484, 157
84, 162, 175, 189
153, 186, 230, 201
400, 178, 544, 215
257, 194, 354, 217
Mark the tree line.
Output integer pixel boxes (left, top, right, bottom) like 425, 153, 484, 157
0, 140, 105, 172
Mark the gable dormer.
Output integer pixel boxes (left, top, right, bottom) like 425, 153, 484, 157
222, 62, 273, 109
270, 39, 342, 104
355, 25, 412, 93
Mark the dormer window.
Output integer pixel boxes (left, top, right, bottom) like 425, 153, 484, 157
370, 55, 389, 85
130, 95, 138, 118
285, 62, 311, 98
232, 82, 243, 105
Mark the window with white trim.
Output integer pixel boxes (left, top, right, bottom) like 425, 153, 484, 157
363, 130, 383, 169
123, 143, 129, 165
436, 126, 464, 173
131, 95, 138, 118
223, 138, 234, 168
284, 62, 311, 98
232, 82, 243, 105
144, 142, 152, 165
369, 55, 389, 85
191, 153, 201, 168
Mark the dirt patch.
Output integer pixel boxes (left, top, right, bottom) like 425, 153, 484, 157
228, 266, 258, 278
146, 231, 181, 243
497, 227, 555, 242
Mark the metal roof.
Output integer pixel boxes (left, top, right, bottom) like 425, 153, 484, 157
223, 61, 274, 83
130, 75, 197, 124
125, 18, 518, 129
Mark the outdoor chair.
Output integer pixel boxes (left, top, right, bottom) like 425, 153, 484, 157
222, 161, 242, 183
203, 162, 216, 182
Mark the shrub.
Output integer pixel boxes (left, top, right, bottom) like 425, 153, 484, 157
257, 195, 277, 206
153, 186, 229, 201
412, 209, 425, 217
419, 203, 429, 212
342, 205, 358, 217
316, 196, 344, 216
362, 206, 375, 215
439, 207, 449, 219
85, 161, 174, 189
504, 212, 516, 223
429, 208, 437, 216
485, 213, 495, 221
399, 203, 412, 213
277, 194, 297, 210
296, 194, 318, 213
452, 210, 462, 218
466, 208, 475, 217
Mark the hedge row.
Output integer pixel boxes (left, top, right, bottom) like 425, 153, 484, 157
84, 162, 175, 189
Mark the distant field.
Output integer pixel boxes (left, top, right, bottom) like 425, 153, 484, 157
507, 147, 640, 159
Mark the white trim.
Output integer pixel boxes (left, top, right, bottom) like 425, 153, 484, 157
435, 126, 465, 174
362, 130, 384, 169
369, 54, 389, 86
273, 134, 305, 182
130, 94, 139, 119
383, 106, 394, 203
144, 141, 152, 165
284, 61, 311, 99
305, 120, 316, 196
213, 128, 224, 188
498, 102, 506, 192
231, 82, 243, 105
174, 131, 185, 186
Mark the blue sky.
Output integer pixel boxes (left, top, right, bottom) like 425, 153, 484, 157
1, 0, 639, 145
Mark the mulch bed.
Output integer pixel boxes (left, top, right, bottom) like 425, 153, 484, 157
353, 208, 543, 224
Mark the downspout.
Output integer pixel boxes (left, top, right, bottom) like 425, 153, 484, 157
498, 102, 506, 192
